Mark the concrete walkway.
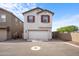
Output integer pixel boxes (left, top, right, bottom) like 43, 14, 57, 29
0, 40, 79, 56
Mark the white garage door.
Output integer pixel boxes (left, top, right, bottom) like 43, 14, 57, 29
0, 29, 7, 41
29, 31, 49, 41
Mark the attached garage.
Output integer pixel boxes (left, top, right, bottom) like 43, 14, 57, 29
28, 30, 50, 41
0, 29, 7, 41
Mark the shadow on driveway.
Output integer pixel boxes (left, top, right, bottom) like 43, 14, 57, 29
1, 39, 65, 43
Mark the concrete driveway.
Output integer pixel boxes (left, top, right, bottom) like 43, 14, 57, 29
0, 40, 79, 56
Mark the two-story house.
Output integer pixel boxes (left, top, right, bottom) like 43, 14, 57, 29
0, 8, 23, 41
23, 7, 54, 41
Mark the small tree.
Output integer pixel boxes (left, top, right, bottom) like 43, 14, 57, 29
57, 25, 78, 32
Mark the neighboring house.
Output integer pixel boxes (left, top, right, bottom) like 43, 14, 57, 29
23, 7, 54, 41
0, 8, 23, 41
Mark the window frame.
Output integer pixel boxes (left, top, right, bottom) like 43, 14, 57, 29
41, 15, 50, 23
0, 14, 6, 22
27, 15, 35, 23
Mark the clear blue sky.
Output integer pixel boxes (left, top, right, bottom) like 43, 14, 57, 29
37, 3, 79, 31
37, 3, 79, 20
0, 3, 79, 31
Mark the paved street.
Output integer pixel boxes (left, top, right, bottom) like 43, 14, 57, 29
0, 40, 79, 56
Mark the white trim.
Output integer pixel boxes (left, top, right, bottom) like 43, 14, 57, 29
64, 42, 79, 48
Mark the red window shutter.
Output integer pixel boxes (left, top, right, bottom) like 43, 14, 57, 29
27, 16, 29, 22
48, 15, 50, 23
41, 15, 43, 22
33, 16, 35, 22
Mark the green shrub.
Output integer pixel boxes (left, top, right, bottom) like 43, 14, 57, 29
57, 25, 78, 32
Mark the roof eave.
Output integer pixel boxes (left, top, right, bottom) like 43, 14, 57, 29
37, 10, 54, 16
22, 7, 43, 15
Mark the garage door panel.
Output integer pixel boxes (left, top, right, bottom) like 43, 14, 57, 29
29, 31, 49, 41
0, 29, 7, 41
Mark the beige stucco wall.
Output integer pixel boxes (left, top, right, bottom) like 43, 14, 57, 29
0, 9, 23, 40
57, 32, 72, 41
24, 9, 52, 41
24, 10, 52, 30
24, 9, 42, 30
57, 32, 79, 42
0, 9, 12, 39
37, 11, 52, 29
71, 32, 79, 42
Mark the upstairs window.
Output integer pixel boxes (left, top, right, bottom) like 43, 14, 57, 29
41, 15, 50, 23
0, 14, 6, 22
27, 15, 35, 23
